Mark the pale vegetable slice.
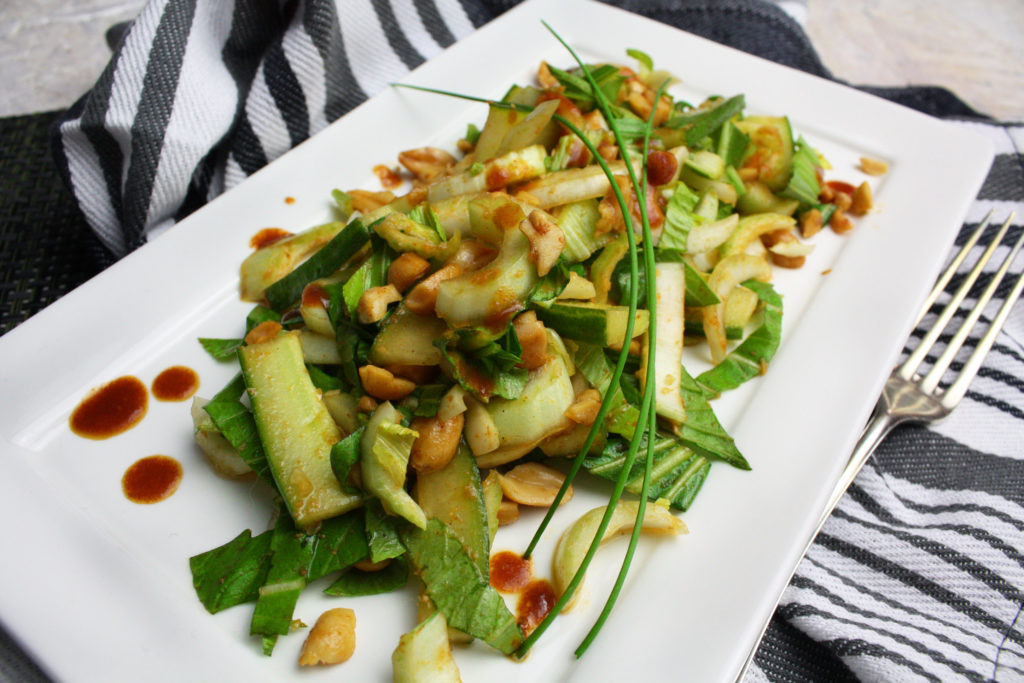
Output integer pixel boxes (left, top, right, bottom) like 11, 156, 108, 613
239, 331, 362, 529
684, 213, 738, 255
486, 353, 575, 453
361, 402, 427, 529
298, 329, 342, 365
481, 471, 503, 543
702, 254, 772, 364
322, 390, 359, 435
240, 221, 343, 302
392, 612, 462, 683
768, 240, 815, 257
427, 145, 547, 202
436, 384, 468, 422
718, 212, 796, 258
191, 397, 252, 479
641, 262, 686, 425
552, 501, 686, 609
556, 271, 597, 300
435, 201, 538, 332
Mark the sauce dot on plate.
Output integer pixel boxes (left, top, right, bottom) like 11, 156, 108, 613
250, 227, 293, 249
69, 376, 148, 440
151, 365, 199, 402
122, 455, 182, 504
517, 579, 556, 634
489, 551, 532, 593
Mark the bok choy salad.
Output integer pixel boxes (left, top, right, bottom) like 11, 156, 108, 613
188, 26, 873, 677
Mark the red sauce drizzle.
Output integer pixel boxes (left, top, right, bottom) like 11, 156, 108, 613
301, 282, 331, 309
490, 551, 533, 593
250, 228, 293, 249
485, 165, 511, 191
151, 365, 199, 402
374, 164, 403, 189
69, 376, 148, 440
826, 180, 856, 196
122, 455, 182, 504
517, 579, 556, 635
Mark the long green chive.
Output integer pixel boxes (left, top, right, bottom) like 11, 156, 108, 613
394, 26, 675, 658
576, 78, 671, 656
518, 23, 665, 659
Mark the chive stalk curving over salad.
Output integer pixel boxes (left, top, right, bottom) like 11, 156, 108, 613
188, 24, 874, 678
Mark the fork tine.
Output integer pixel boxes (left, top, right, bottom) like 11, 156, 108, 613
912, 211, 992, 326
920, 213, 1023, 393
897, 212, 1012, 380
942, 227, 1024, 407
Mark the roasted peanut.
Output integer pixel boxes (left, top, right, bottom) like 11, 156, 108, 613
497, 500, 520, 526
564, 388, 602, 425
298, 608, 356, 666
830, 208, 854, 235
464, 397, 499, 455
387, 252, 431, 292
849, 181, 873, 216
404, 263, 463, 316
385, 364, 437, 385
409, 413, 465, 473
398, 147, 456, 183
520, 210, 565, 277
496, 462, 572, 507
800, 207, 823, 238
353, 557, 392, 572
356, 395, 378, 414
512, 310, 549, 370
859, 156, 889, 175
537, 61, 558, 88
244, 320, 282, 345
358, 365, 416, 401
761, 229, 806, 269
357, 284, 402, 324
348, 189, 394, 213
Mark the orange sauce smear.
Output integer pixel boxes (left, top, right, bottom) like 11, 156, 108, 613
373, 165, 403, 189
69, 376, 148, 440
489, 550, 556, 635
250, 227, 293, 249
151, 366, 199, 402
122, 455, 182, 504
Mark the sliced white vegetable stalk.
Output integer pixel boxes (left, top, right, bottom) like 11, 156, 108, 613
518, 146, 686, 209
552, 501, 686, 610
685, 213, 738, 254
392, 611, 462, 683
718, 212, 796, 258
640, 262, 686, 425
703, 253, 773, 364
427, 144, 547, 202
769, 240, 815, 257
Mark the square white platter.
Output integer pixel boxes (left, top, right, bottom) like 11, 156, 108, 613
0, 0, 992, 681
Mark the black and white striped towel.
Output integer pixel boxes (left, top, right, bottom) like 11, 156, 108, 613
51, 1, 1024, 680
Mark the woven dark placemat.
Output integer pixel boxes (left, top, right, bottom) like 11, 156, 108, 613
0, 110, 115, 337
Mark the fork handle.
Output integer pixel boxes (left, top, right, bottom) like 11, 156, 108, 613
818, 409, 898, 526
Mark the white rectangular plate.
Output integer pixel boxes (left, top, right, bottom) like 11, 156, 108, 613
0, 1, 992, 681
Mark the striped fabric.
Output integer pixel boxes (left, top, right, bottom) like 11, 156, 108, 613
51, 1, 1023, 681
769, 118, 1024, 683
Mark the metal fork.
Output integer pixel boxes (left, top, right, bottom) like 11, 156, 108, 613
737, 210, 1024, 681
